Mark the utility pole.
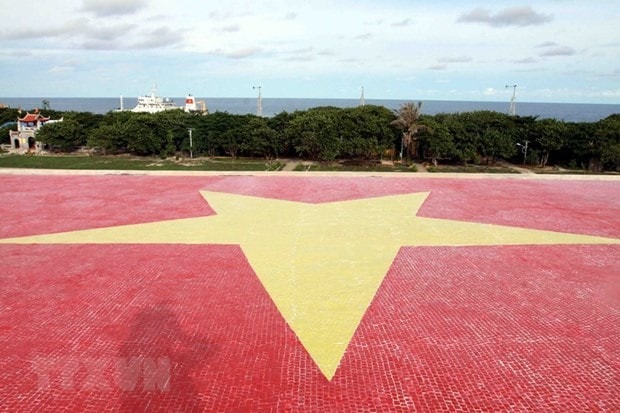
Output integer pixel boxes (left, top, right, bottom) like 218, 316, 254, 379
506, 84, 517, 116
253, 86, 262, 117
187, 128, 193, 159
517, 140, 529, 165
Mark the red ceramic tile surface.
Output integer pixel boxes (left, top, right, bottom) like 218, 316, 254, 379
0, 175, 618, 412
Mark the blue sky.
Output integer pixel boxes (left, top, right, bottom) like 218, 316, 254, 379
0, 0, 618, 103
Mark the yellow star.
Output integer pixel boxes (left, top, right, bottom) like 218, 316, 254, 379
1, 191, 618, 380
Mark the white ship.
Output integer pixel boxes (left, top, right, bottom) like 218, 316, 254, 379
119, 86, 207, 113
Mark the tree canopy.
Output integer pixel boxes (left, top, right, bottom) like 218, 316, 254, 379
2, 105, 618, 172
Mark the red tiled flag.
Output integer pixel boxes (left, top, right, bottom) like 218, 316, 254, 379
0, 175, 618, 411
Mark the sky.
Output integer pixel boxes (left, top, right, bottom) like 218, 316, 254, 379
0, 0, 619, 103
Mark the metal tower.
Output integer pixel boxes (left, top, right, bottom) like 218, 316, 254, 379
253, 86, 262, 117
506, 84, 517, 116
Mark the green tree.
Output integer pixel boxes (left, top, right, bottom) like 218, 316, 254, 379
338, 105, 399, 160
221, 128, 242, 158
268, 111, 296, 157
125, 114, 161, 155
64, 111, 105, 137
480, 128, 516, 164
417, 115, 455, 166
507, 115, 538, 165
597, 114, 620, 171
561, 122, 593, 170
1, 126, 13, 145
154, 110, 191, 154
287, 108, 341, 160
244, 117, 279, 159
87, 122, 128, 154
192, 111, 242, 157
446, 113, 478, 165
0, 111, 18, 145
0, 108, 20, 126
473, 111, 516, 164
391, 102, 427, 161
36, 119, 84, 152
442, 111, 517, 165
531, 118, 566, 167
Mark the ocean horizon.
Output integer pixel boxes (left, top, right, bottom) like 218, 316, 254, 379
1, 97, 619, 123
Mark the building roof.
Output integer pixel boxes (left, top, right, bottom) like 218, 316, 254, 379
18, 112, 50, 123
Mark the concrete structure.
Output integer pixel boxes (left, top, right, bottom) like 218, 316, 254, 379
8, 110, 62, 154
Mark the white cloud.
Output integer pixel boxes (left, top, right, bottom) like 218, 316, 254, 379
428, 64, 447, 71
218, 24, 241, 33
539, 45, 577, 57
354, 33, 373, 41
211, 47, 263, 59
49, 65, 74, 73
513, 57, 538, 64
0, 13, 178, 51
0, 0, 618, 103
536, 41, 559, 48
284, 55, 314, 62
391, 18, 411, 27
597, 69, 620, 78
458, 6, 552, 27
1, 18, 89, 41
131, 27, 184, 49
81, 0, 147, 17
601, 88, 620, 97
438, 56, 472, 64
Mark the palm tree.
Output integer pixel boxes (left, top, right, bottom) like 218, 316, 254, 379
391, 102, 427, 161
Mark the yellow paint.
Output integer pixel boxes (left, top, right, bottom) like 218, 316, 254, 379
1, 191, 618, 380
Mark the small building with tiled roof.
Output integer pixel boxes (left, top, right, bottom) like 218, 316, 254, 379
8, 109, 62, 154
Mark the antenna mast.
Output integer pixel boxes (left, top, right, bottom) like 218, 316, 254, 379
506, 84, 517, 116
253, 86, 262, 117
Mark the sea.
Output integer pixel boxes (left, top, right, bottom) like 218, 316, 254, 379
1, 97, 619, 123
